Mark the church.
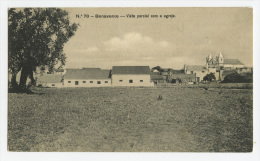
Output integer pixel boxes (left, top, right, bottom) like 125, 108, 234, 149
206, 53, 245, 69
184, 53, 246, 82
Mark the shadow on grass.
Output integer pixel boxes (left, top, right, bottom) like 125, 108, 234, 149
8, 88, 44, 95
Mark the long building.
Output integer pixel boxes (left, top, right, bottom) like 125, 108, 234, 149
36, 66, 154, 87
111, 66, 154, 87
63, 68, 112, 87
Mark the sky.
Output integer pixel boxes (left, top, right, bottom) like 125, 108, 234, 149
63, 8, 253, 69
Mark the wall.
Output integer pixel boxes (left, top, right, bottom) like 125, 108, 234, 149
112, 74, 154, 86
223, 64, 245, 68
36, 82, 63, 88
186, 70, 208, 82
186, 68, 220, 82
64, 79, 111, 87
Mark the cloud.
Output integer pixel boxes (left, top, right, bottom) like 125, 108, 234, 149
66, 32, 188, 69
104, 32, 171, 53
87, 47, 99, 52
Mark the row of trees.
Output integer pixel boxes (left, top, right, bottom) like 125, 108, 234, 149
8, 8, 78, 91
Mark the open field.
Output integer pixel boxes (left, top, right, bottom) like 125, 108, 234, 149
8, 85, 253, 152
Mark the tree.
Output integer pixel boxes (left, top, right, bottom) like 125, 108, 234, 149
203, 72, 216, 82
8, 8, 78, 91
152, 66, 165, 74
222, 73, 253, 83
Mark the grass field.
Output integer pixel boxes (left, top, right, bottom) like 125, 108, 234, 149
8, 84, 253, 152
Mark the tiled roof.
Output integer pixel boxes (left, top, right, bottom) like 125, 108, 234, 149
112, 66, 151, 75
171, 74, 196, 79
151, 73, 164, 80
224, 59, 244, 65
37, 74, 63, 83
54, 69, 64, 72
186, 65, 207, 71
169, 69, 185, 74
222, 70, 237, 77
64, 68, 111, 80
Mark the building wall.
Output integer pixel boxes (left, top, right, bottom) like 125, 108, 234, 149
152, 79, 165, 84
36, 82, 63, 88
237, 67, 253, 74
112, 74, 154, 86
186, 68, 220, 81
186, 70, 208, 82
64, 79, 111, 87
223, 64, 245, 68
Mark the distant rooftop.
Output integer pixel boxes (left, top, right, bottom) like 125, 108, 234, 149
186, 65, 207, 71
37, 74, 63, 83
151, 73, 164, 80
171, 73, 196, 79
64, 68, 111, 80
54, 69, 64, 72
224, 59, 244, 65
112, 66, 151, 75
169, 69, 185, 74
222, 69, 237, 77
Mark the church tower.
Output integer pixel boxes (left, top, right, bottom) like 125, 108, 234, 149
218, 52, 224, 66
206, 54, 212, 69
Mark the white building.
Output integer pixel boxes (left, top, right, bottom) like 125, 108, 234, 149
184, 65, 213, 82
111, 66, 154, 87
63, 68, 111, 87
36, 74, 63, 87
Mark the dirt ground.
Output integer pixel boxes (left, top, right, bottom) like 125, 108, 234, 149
8, 85, 253, 152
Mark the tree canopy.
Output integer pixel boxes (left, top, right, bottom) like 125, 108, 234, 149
203, 72, 216, 82
151, 66, 165, 74
8, 8, 78, 91
222, 73, 253, 83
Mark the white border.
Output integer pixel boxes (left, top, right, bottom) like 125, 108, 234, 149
1, 1, 259, 161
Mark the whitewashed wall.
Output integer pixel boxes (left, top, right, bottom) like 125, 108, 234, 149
112, 74, 154, 86
223, 64, 245, 68
36, 82, 63, 88
64, 79, 111, 87
186, 70, 208, 82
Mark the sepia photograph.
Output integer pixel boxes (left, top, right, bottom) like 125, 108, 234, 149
7, 7, 254, 153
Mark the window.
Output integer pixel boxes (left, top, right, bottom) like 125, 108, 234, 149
38, 84, 42, 87
83, 81, 86, 83
140, 80, 143, 82
129, 80, 133, 83
75, 81, 79, 85
97, 81, 101, 84
190, 71, 193, 74
52, 84, 55, 86
119, 80, 123, 82
68, 81, 71, 83
202, 71, 205, 73
90, 81, 93, 83
105, 81, 108, 83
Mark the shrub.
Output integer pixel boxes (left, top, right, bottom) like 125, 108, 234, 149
203, 73, 216, 82
222, 73, 253, 83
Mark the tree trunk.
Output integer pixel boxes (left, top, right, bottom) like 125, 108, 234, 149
28, 69, 36, 86
19, 66, 31, 90
11, 72, 19, 89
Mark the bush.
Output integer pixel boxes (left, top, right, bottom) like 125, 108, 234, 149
203, 73, 216, 82
222, 73, 253, 83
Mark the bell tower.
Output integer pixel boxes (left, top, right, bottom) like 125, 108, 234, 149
218, 52, 224, 66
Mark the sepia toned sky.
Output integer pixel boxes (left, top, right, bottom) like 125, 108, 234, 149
63, 8, 253, 69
